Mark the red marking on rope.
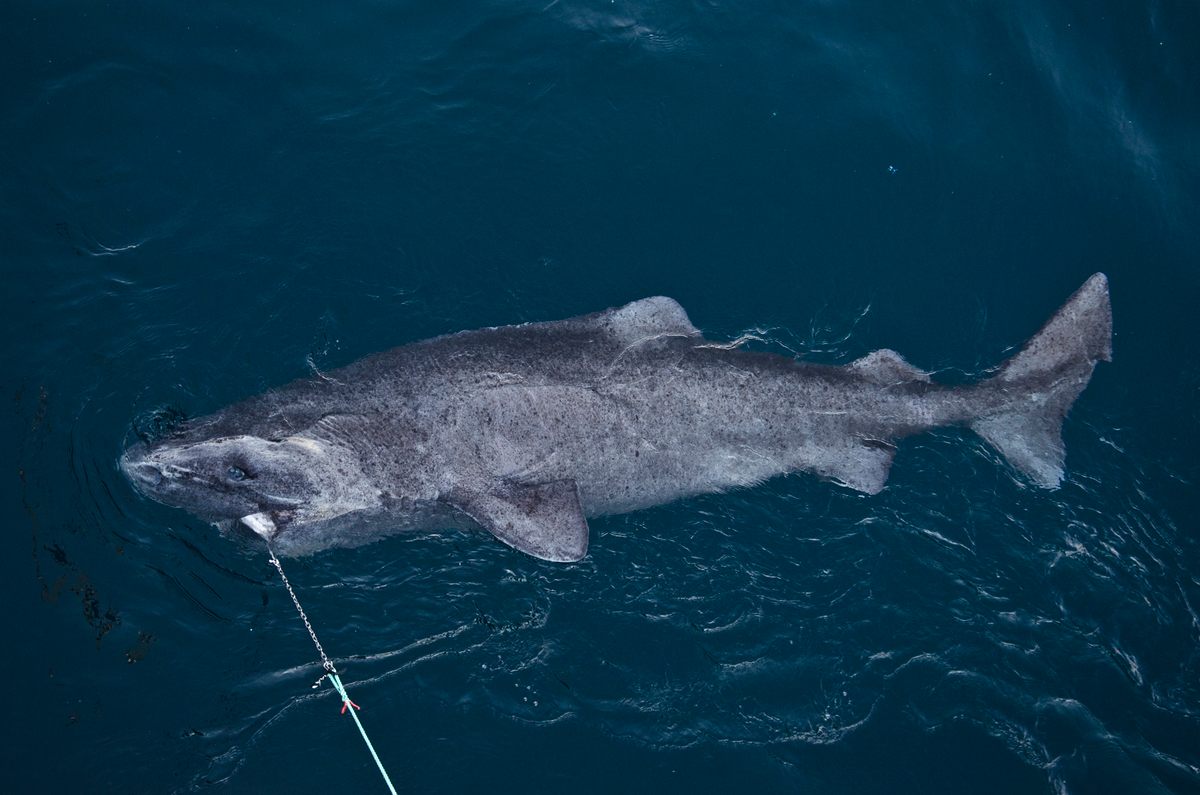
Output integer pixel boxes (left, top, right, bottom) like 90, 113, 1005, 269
341, 698, 361, 714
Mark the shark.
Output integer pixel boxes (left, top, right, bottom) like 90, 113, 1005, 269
121, 273, 1112, 562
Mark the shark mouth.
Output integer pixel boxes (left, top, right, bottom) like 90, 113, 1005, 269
241, 511, 283, 540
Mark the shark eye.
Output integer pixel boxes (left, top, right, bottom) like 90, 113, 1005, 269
226, 465, 249, 482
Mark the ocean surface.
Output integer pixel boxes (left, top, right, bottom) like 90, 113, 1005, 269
4, 1, 1199, 792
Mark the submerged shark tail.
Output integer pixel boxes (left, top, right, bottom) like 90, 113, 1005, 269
970, 273, 1112, 488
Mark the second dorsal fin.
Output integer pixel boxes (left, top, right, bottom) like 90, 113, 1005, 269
850, 349, 930, 385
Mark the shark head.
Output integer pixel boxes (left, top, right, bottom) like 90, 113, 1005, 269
121, 432, 373, 538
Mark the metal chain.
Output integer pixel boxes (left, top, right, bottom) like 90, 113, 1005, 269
264, 545, 398, 793
267, 545, 335, 673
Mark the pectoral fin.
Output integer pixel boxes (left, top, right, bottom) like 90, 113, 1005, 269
448, 480, 590, 563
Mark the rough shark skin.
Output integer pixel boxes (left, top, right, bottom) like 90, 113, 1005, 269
121, 274, 1112, 562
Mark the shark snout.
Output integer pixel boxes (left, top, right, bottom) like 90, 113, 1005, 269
120, 445, 180, 492
126, 461, 165, 487
121, 445, 164, 490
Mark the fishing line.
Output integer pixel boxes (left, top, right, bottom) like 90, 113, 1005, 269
266, 543, 398, 795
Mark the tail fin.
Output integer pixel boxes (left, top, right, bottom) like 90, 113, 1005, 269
970, 273, 1112, 488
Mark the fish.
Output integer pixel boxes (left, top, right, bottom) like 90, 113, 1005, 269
120, 273, 1112, 562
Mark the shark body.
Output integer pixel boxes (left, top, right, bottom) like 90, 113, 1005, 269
122, 274, 1112, 562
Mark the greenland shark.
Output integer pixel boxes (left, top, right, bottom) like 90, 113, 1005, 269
121, 274, 1111, 562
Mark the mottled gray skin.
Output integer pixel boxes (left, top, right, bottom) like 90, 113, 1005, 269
121, 274, 1112, 561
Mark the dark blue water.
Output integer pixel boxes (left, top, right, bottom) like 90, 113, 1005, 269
5, 1, 1199, 792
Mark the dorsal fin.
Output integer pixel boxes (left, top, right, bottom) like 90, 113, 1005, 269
850, 349, 930, 385
601, 297, 699, 345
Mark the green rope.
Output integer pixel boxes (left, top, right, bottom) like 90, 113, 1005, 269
267, 545, 398, 794
327, 672, 398, 795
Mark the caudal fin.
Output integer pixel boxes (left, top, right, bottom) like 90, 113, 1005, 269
970, 273, 1112, 488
